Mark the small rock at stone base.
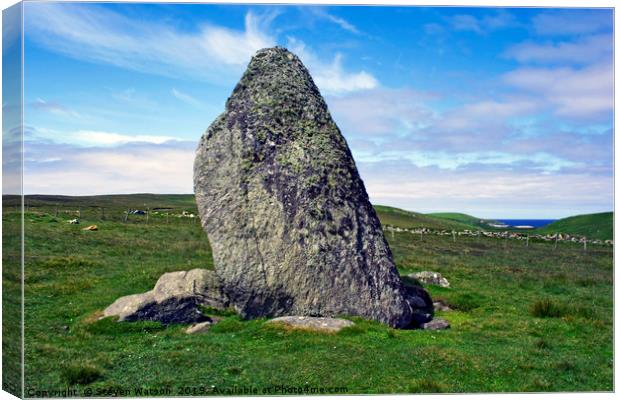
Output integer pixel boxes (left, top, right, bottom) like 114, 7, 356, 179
421, 318, 450, 330
433, 300, 452, 312
410, 271, 450, 288
185, 321, 213, 334
266, 316, 354, 333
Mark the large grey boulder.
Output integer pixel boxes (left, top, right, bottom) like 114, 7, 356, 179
193, 46, 429, 328
103, 269, 228, 324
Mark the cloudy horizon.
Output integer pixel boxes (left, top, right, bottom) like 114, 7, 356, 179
12, 3, 614, 219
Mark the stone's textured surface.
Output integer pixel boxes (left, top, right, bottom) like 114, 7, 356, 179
410, 271, 451, 288
103, 269, 228, 324
266, 316, 354, 333
194, 47, 419, 328
421, 318, 450, 330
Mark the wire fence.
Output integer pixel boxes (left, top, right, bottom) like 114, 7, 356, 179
4, 202, 613, 254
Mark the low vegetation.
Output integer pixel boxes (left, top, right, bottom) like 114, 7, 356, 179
3, 194, 613, 393
535, 212, 613, 241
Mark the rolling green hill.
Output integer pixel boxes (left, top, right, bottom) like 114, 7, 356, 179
374, 206, 478, 231
427, 212, 494, 228
535, 212, 613, 241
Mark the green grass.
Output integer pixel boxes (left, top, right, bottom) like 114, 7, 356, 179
4, 195, 613, 394
374, 205, 477, 231
535, 212, 613, 241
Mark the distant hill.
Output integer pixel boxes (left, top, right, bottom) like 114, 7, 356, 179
374, 206, 478, 231
12, 194, 198, 210
426, 212, 496, 228
534, 212, 613, 241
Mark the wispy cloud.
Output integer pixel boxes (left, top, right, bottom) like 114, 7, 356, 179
504, 34, 612, 64
73, 130, 181, 146
25, 3, 276, 83
328, 88, 436, 136
25, 3, 375, 95
532, 10, 613, 36
310, 8, 360, 34
171, 88, 204, 107
503, 63, 613, 119
451, 14, 482, 33
450, 10, 515, 34
29, 98, 82, 118
287, 37, 378, 94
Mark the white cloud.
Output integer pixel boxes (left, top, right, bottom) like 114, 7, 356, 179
449, 11, 515, 34
25, 3, 374, 95
73, 131, 181, 146
328, 88, 436, 136
436, 100, 538, 131
504, 34, 612, 64
287, 38, 378, 94
171, 88, 203, 107
310, 9, 360, 34
359, 162, 612, 218
25, 3, 276, 83
29, 98, 82, 119
451, 14, 482, 33
532, 10, 613, 36
24, 141, 195, 195
503, 63, 613, 119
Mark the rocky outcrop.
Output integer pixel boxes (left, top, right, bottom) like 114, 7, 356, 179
421, 318, 450, 330
410, 271, 451, 288
193, 47, 429, 328
103, 269, 228, 324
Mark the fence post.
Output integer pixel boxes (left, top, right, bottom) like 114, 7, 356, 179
583, 236, 587, 252
124, 209, 130, 223
166, 212, 169, 224
554, 234, 558, 250
452, 230, 456, 243
526, 234, 529, 247
78, 206, 81, 220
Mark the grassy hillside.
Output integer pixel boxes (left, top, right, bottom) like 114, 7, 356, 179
3, 194, 612, 393
535, 212, 613, 241
374, 206, 478, 231
14, 195, 480, 232
427, 212, 492, 228
14, 194, 198, 210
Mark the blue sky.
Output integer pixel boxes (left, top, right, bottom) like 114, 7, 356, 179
19, 2, 613, 218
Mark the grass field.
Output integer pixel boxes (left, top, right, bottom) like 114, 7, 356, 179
3, 195, 613, 394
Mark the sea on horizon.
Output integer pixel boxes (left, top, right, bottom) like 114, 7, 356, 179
495, 219, 557, 228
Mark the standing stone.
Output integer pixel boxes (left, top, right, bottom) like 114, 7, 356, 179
194, 47, 430, 328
